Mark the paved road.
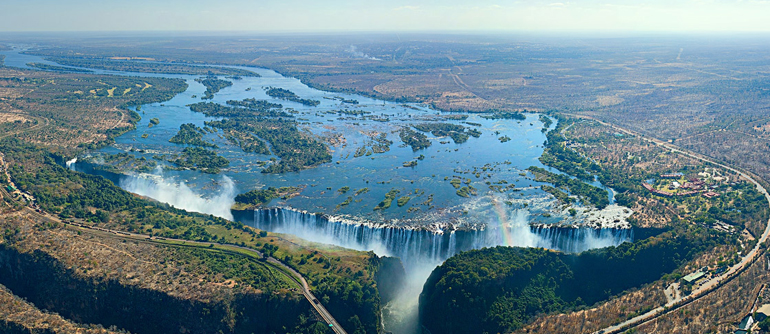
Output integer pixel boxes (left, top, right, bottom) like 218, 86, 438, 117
569, 116, 770, 334
61, 221, 349, 334
0, 174, 348, 333
0, 149, 352, 333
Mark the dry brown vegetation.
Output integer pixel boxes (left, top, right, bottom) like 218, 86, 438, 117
0, 210, 292, 302
23, 36, 770, 182
514, 242, 746, 334
10, 34, 770, 332
562, 120, 766, 233
0, 67, 185, 152
31, 35, 770, 191
634, 255, 769, 334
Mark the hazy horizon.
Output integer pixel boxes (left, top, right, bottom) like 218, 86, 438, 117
2, 0, 770, 33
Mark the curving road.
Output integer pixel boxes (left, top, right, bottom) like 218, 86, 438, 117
63, 221, 349, 334
568, 116, 770, 334
0, 157, 347, 334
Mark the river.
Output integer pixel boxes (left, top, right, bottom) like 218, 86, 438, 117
2, 46, 634, 333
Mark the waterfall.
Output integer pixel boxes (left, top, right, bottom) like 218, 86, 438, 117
238, 207, 633, 334
65, 157, 77, 169
240, 207, 633, 267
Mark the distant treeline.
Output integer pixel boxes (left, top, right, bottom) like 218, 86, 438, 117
45, 57, 260, 77
26, 62, 93, 73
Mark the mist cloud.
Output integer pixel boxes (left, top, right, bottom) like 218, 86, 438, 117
120, 168, 236, 220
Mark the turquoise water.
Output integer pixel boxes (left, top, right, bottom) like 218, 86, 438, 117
1, 46, 610, 229
3, 46, 633, 334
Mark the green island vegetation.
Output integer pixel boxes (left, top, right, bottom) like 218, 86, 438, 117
0, 65, 397, 334
169, 123, 217, 147
265, 87, 321, 106
355, 133, 392, 156
420, 225, 736, 334
329, 96, 359, 104
448, 176, 471, 189
539, 118, 602, 180
335, 109, 370, 116
226, 98, 284, 111
156, 147, 229, 174
26, 62, 93, 73
1, 140, 394, 334
45, 57, 260, 77
206, 117, 331, 173
456, 185, 477, 197
336, 187, 371, 210
195, 76, 232, 100
412, 122, 481, 144
498, 135, 511, 143
541, 185, 575, 205
397, 196, 411, 207
540, 114, 553, 130
374, 189, 401, 210
527, 166, 609, 209
354, 146, 370, 158
403, 160, 418, 167
82, 152, 158, 173
480, 110, 527, 120
191, 101, 292, 118
188, 102, 331, 173
148, 117, 160, 127
232, 186, 302, 210
336, 196, 353, 209
399, 127, 431, 151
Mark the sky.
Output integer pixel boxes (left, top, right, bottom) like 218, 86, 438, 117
1, 0, 770, 32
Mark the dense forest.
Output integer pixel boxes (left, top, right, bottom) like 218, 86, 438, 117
2, 139, 390, 334
527, 166, 609, 209
539, 120, 602, 181
420, 224, 734, 334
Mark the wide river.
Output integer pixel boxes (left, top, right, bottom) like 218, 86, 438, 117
2, 46, 633, 333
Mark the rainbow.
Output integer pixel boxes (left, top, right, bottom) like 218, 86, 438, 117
491, 198, 513, 246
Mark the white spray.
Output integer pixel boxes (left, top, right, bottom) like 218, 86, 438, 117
65, 157, 78, 170
120, 168, 236, 220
